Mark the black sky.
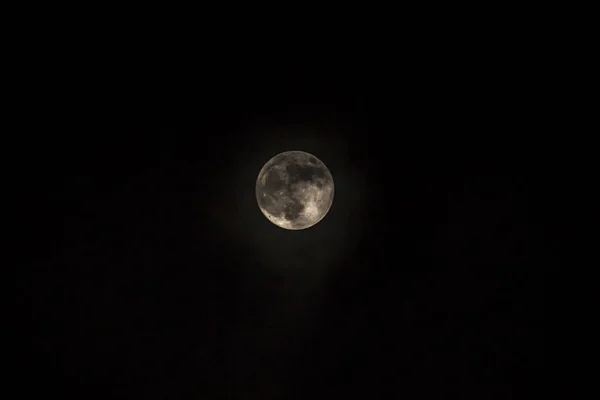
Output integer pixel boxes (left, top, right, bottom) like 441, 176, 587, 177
17, 56, 546, 398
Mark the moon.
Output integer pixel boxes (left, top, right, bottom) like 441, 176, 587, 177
256, 151, 334, 230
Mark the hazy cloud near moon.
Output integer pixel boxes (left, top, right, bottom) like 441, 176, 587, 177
199, 124, 367, 279
192, 123, 370, 386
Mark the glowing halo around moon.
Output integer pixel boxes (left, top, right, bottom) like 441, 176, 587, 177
255, 151, 334, 230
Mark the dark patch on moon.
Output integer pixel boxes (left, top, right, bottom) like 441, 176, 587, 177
264, 167, 286, 192
285, 163, 326, 183
283, 200, 305, 221
313, 168, 326, 179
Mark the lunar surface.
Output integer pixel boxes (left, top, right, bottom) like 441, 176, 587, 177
256, 151, 334, 230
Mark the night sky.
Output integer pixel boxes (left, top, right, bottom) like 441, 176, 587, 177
18, 61, 546, 398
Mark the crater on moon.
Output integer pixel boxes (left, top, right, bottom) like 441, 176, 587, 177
256, 151, 334, 230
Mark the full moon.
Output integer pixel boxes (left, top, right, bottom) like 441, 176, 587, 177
256, 151, 334, 230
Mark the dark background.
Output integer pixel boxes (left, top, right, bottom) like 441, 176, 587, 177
17, 53, 546, 398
